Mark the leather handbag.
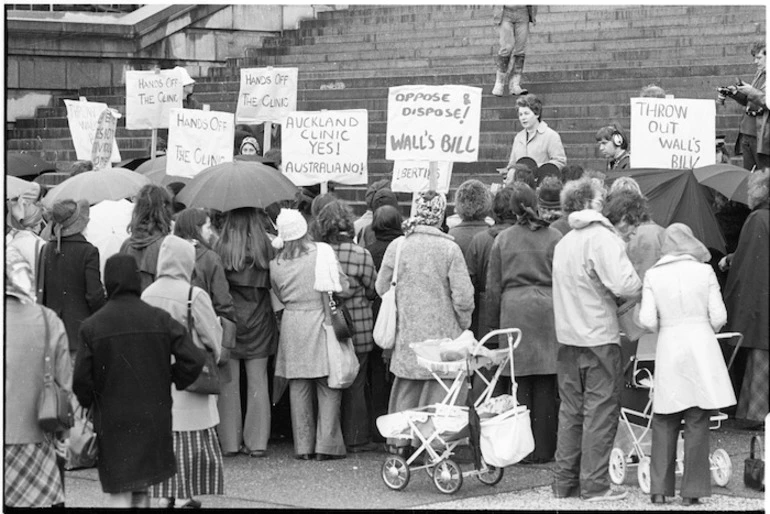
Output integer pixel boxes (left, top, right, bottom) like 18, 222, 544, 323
327, 291, 354, 341
184, 286, 222, 395
744, 435, 765, 491
64, 407, 98, 470
373, 238, 403, 350
37, 307, 74, 433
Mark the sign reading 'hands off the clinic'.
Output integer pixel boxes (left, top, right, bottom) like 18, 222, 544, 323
125, 69, 184, 129
630, 97, 716, 169
64, 99, 121, 163
167, 109, 234, 178
386, 85, 482, 162
282, 110, 368, 186
235, 67, 298, 124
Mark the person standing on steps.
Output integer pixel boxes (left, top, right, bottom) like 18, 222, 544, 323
492, 5, 537, 96
506, 94, 567, 172
595, 125, 631, 172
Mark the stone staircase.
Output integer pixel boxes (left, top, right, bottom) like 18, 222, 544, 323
7, 4, 765, 212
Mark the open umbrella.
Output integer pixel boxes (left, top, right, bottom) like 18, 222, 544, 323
692, 163, 750, 205
42, 167, 150, 208
118, 156, 152, 171
177, 160, 299, 212
7, 153, 56, 178
85, 198, 134, 280
6, 175, 39, 200
134, 156, 190, 186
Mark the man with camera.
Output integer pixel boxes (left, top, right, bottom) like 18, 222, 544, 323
718, 41, 768, 171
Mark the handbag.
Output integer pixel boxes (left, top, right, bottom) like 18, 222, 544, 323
184, 286, 222, 395
37, 307, 74, 433
327, 291, 354, 341
322, 293, 360, 389
373, 237, 404, 350
744, 435, 765, 491
64, 407, 98, 470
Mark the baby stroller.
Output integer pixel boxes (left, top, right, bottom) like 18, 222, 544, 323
610, 332, 743, 493
376, 328, 525, 494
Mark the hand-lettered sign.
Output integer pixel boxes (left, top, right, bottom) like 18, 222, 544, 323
166, 109, 235, 178
391, 161, 452, 193
64, 99, 121, 163
282, 110, 368, 186
91, 108, 122, 171
386, 85, 482, 163
125, 69, 184, 129
235, 67, 298, 124
630, 97, 716, 169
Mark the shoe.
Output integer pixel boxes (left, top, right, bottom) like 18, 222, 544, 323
492, 71, 507, 96
316, 453, 346, 461
651, 494, 666, 504
295, 453, 315, 460
552, 486, 579, 499
347, 441, 380, 453
222, 450, 240, 457
177, 498, 201, 509
583, 489, 628, 502
241, 448, 267, 458
681, 497, 700, 506
157, 497, 175, 508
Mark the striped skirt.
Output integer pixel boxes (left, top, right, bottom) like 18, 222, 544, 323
150, 428, 224, 498
4, 441, 64, 507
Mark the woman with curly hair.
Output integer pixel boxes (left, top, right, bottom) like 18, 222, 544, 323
448, 179, 492, 256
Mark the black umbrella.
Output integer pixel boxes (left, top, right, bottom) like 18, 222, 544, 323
466, 358, 482, 471
118, 156, 152, 171
7, 153, 56, 177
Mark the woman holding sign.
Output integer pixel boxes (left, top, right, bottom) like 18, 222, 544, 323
506, 94, 567, 172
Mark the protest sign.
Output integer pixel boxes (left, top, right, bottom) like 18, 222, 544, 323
64, 99, 121, 163
235, 67, 298, 124
630, 97, 716, 169
166, 109, 235, 178
91, 108, 122, 171
125, 69, 184, 129
391, 161, 452, 193
386, 85, 482, 163
282, 110, 368, 186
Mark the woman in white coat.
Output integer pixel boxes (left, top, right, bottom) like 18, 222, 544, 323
638, 223, 736, 507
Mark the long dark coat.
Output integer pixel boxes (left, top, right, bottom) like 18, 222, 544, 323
73, 255, 204, 494
38, 233, 106, 352
224, 264, 278, 359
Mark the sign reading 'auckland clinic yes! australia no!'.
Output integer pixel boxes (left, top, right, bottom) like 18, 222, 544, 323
235, 67, 298, 124
386, 85, 482, 162
125, 69, 184, 129
282, 110, 368, 186
630, 97, 716, 169
166, 109, 235, 178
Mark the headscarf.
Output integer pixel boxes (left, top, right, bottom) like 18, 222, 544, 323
660, 223, 711, 263
5, 245, 35, 303
239, 136, 260, 155
104, 254, 142, 298
402, 191, 446, 236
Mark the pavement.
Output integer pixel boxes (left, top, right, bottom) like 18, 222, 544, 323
62, 419, 766, 510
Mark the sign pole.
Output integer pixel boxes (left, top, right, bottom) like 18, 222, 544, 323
263, 121, 272, 153
150, 129, 158, 160
428, 161, 438, 192
320, 181, 328, 195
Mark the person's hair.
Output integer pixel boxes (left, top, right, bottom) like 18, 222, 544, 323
491, 186, 517, 223
604, 190, 649, 226
747, 169, 769, 210
68, 160, 93, 176
512, 164, 537, 189
750, 40, 766, 57
372, 205, 403, 235
582, 169, 607, 184
510, 182, 549, 231
173, 207, 210, 247
314, 200, 355, 244
515, 94, 543, 120
214, 207, 273, 271
310, 193, 338, 218
128, 184, 173, 236
609, 176, 644, 198
640, 84, 666, 98
536, 175, 564, 222
264, 147, 282, 167
560, 164, 584, 183
275, 233, 314, 261
560, 176, 606, 214
454, 179, 491, 221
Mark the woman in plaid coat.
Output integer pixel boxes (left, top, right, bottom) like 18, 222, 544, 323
313, 200, 379, 452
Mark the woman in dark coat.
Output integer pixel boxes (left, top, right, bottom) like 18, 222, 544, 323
38, 199, 106, 361
73, 254, 204, 508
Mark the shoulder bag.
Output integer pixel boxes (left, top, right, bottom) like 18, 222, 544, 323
184, 286, 222, 395
64, 406, 98, 470
373, 237, 404, 350
37, 306, 74, 432
327, 291, 354, 341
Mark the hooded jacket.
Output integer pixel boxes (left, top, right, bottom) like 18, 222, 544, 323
119, 230, 166, 292
552, 209, 642, 347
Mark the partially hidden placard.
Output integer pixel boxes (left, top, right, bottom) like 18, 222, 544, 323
235, 67, 298, 124
64, 99, 121, 163
125, 69, 184, 130
166, 108, 235, 178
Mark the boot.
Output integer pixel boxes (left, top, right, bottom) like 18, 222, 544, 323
509, 55, 528, 96
492, 54, 511, 96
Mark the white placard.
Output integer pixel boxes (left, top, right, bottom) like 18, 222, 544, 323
235, 67, 298, 124
91, 108, 121, 171
64, 99, 121, 162
166, 109, 235, 178
630, 97, 716, 169
282, 110, 368, 186
386, 85, 482, 163
125, 69, 184, 129
391, 161, 452, 194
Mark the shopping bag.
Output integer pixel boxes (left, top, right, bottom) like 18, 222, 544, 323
479, 405, 534, 467
744, 435, 765, 491
65, 408, 98, 470
373, 238, 403, 350
324, 324, 359, 389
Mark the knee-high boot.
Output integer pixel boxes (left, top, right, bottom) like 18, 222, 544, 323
492, 54, 511, 96
509, 55, 528, 96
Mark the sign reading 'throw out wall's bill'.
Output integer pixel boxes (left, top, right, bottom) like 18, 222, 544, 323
235, 67, 298, 124
282, 110, 368, 186
630, 97, 716, 169
64, 99, 121, 163
166, 108, 235, 178
125, 69, 184, 130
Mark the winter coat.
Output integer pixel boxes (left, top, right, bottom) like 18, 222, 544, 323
190, 242, 235, 323
507, 121, 567, 170
723, 204, 769, 350
625, 221, 665, 281
74, 256, 203, 494
141, 236, 223, 432
38, 233, 106, 352
552, 209, 642, 347
733, 69, 767, 155
486, 224, 562, 376
330, 240, 377, 353
270, 245, 350, 379
224, 263, 278, 360
448, 220, 491, 261
639, 254, 736, 414
375, 226, 474, 380
119, 231, 166, 292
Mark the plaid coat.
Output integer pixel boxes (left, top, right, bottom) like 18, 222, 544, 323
331, 241, 377, 353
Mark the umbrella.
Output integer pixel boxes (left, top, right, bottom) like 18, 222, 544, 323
6, 175, 39, 200
134, 156, 190, 186
42, 167, 150, 208
84, 198, 134, 280
692, 163, 750, 205
118, 156, 152, 171
7, 153, 56, 178
606, 168, 726, 253
177, 160, 299, 212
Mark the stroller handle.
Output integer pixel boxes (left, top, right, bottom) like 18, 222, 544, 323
475, 328, 522, 352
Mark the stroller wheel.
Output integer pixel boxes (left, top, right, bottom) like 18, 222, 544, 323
381, 455, 410, 491
609, 448, 627, 485
637, 456, 651, 494
710, 448, 732, 486
433, 459, 463, 494
477, 463, 504, 486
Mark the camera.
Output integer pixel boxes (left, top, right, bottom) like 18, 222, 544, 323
716, 86, 734, 96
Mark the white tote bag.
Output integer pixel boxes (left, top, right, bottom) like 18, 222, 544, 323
373, 237, 404, 350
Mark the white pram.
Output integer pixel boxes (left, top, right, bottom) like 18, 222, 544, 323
376, 328, 526, 494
